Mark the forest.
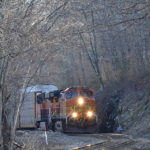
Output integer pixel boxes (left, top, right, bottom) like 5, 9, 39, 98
0, 0, 150, 150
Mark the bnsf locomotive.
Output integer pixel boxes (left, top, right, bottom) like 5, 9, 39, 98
18, 85, 98, 132
49, 87, 98, 132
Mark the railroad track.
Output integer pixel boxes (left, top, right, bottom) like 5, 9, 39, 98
88, 133, 133, 141
72, 139, 136, 150
68, 133, 133, 139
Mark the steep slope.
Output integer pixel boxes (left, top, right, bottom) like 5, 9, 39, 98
119, 76, 150, 138
95, 75, 150, 138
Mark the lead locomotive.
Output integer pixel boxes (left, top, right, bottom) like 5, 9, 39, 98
37, 87, 98, 132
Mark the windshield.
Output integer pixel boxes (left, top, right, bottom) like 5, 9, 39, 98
79, 91, 93, 98
65, 91, 78, 100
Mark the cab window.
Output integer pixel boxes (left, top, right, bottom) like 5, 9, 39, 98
65, 91, 78, 100
80, 91, 93, 98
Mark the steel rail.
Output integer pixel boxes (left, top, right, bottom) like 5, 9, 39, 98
72, 139, 135, 150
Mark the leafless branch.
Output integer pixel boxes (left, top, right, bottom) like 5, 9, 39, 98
13, 141, 25, 149
46, 0, 69, 20
22, 0, 35, 19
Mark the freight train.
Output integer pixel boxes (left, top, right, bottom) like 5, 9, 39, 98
18, 85, 98, 132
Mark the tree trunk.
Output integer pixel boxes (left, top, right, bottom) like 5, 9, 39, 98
0, 47, 4, 149
0, 57, 11, 150
0, 85, 3, 150
99, 76, 104, 91
2, 105, 12, 150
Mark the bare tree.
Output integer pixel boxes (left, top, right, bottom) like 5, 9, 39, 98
77, 5, 104, 90
0, 0, 69, 149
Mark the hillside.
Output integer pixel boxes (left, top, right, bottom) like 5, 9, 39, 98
95, 75, 150, 138
119, 76, 150, 138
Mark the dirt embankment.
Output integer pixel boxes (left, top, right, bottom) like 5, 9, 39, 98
95, 75, 150, 137
119, 76, 150, 137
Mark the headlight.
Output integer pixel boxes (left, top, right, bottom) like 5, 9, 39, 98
72, 112, 78, 118
87, 111, 93, 118
78, 97, 84, 105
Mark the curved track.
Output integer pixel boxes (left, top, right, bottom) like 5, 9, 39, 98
72, 133, 136, 150
73, 140, 135, 150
